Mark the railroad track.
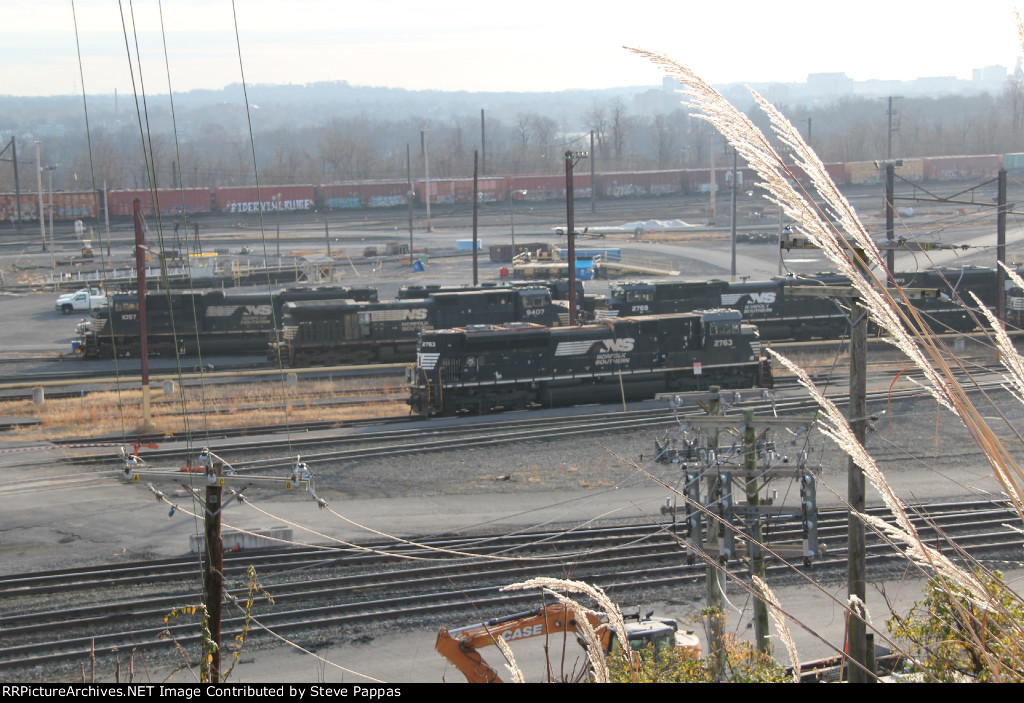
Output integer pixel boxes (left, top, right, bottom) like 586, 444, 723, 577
0, 498, 1018, 675
48, 368, 997, 471
0, 367, 991, 495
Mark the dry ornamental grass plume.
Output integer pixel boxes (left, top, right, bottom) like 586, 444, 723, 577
493, 636, 526, 684
752, 576, 800, 683
627, 38, 1024, 680
501, 577, 633, 682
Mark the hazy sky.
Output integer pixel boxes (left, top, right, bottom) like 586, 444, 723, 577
2, 0, 1022, 97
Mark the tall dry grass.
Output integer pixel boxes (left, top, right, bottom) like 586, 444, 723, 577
621, 37, 1024, 681
0, 376, 405, 441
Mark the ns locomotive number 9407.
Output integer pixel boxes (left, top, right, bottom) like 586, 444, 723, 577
407, 309, 771, 417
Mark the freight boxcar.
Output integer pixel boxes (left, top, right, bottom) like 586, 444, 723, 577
407, 310, 769, 417
214, 185, 316, 214
105, 188, 212, 218
923, 155, 1001, 182
0, 190, 100, 222
507, 174, 579, 201
317, 181, 410, 209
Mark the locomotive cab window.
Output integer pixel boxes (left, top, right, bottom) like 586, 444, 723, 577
625, 290, 654, 303
709, 322, 740, 336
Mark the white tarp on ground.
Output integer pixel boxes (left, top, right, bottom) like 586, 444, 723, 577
622, 219, 696, 231
552, 219, 697, 234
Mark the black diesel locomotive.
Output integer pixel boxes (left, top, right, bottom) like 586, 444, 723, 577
407, 310, 769, 417
73, 266, 1020, 363
269, 286, 568, 366
77, 285, 379, 358
605, 266, 1019, 339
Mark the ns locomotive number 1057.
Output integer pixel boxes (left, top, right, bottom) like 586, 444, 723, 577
407, 309, 770, 417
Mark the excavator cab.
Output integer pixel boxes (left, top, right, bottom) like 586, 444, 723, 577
609, 615, 700, 657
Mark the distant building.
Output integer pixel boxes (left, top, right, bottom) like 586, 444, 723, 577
973, 65, 1008, 83
36, 122, 65, 138
806, 72, 854, 96
662, 76, 683, 93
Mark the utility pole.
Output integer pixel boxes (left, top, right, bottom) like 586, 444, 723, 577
480, 109, 486, 175
35, 140, 46, 251
273, 193, 281, 259
872, 169, 1009, 322
708, 129, 717, 224
421, 129, 432, 233
0, 137, 21, 226
885, 163, 895, 272
407, 144, 414, 265
998, 168, 1007, 322
510, 189, 526, 254
590, 130, 596, 214
886, 96, 900, 160
133, 199, 155, 433
847, 284, 869, 682
564, 150, 588, 325
743, 408, 770, 653
324, 214, 331, 260
117, 451, 324, 684
777, 204, 784, 275
730, 148, 738, 281
472, 151, 479, 285
776, 238, 889, 681
654, 394, 818, 671
706, 388, 725, 680
103, 182, 111, 257
45, 165, 55, 271
204, 457, 224, 684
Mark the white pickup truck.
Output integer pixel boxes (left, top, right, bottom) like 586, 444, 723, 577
55, 287, 108, 314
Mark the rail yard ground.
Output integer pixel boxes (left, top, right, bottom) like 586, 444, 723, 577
3, 389, 1022, 682
1, 189, 1024, 682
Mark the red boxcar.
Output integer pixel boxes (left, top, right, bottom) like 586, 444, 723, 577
598, 170, 682, 198
106, 188, 211, 217
0, 191, 99, 222
415, 179, 455, 205
923, 154, 1001, 182
678, 167, 749, 194
214, 185, 315, 214
52, 191, 101, 219
508, 174, 587, 201
451, 177, 507, 203
823, 163, 847, 186
0, 192, 42, 222
317, 181, 411, 209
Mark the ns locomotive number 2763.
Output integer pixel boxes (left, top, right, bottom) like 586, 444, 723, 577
407, 309, 771, 417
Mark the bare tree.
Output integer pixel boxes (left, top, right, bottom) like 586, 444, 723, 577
609, 98, 630, 165
585, 100, 608, 159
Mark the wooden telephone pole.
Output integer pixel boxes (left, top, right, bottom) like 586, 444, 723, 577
117, 452, 323, 683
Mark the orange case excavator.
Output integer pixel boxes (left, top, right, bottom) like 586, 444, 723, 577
436, 603, 700, 683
